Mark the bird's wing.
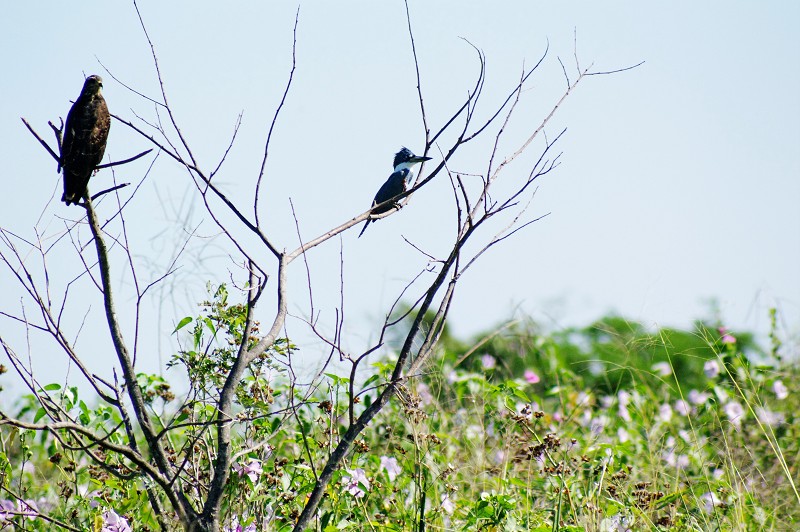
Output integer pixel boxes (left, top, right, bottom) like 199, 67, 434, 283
59, 99, 82, 172
61, 94, 111, 204
372, 169, 409, 211
87, 95, 110, 165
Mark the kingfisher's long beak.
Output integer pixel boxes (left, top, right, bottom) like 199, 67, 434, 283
411, 155, 432, 163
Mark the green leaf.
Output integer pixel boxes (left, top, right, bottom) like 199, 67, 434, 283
325, 373, 350, 386
513, 388, 531, 402
363, 373, 382, 387
33, 407, 46, 423
173, 316, 192, 333
44, 383, 61, 391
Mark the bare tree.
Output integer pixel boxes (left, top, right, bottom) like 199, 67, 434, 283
0, 3, 640, 531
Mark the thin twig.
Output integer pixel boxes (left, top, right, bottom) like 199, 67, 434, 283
255, 7, 300, 227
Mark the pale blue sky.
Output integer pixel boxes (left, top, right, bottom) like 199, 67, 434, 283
1, 2, 798, 392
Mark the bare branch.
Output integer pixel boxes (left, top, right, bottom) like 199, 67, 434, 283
255, 7, 300, 227
586, 61, 646, 76
96, 148, 153, 169
20, 117, 60, 164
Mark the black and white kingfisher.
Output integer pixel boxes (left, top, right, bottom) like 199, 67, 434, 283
358, 147, 431, 238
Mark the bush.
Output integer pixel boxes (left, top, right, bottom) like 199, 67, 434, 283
1, 311, 796, 530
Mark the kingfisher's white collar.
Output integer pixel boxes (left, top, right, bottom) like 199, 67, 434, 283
394, 160, 423, 173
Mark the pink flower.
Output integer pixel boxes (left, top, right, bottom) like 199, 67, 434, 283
342, 468, 370, 498
523, 370, 540, 384
380, 456, 401, 482
658, 403, 673, 423
718, 327, 736, 344
102, 510, 132, 532
223, 516, 258, 532
17, 500, 38, 521
480, 354, 496, 369
233, 459, 263, 483
0, 500, 15, 522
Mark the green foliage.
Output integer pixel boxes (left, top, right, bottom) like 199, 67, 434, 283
0, 308, 796, 530
448, 315, 762, 397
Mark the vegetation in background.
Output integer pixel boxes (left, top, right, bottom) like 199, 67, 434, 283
1, 299, 796, 531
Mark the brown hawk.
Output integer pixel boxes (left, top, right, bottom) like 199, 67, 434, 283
60, 75, 110, 205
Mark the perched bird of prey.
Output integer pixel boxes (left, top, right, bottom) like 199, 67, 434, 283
60, 75, 110, 205
358, 147, 431, 238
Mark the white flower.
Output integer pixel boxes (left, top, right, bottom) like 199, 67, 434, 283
658, 403, 673, 423
700, 492, 721, 514
465, 424, 483, 440
590, 415, 608, 436
416, 382, 434, 406
688, 389, 710, 405
617, 390, 631, 406
703, 360, 720, 379
617, 391, 632, 422
441, 493, 455, 514
755, 407, 784, 427
576, 391, 591, 406
600, 395, 614, 409
723, 401, 745, 427
600, 513, 633, 532
674, 399, 691, 416
773, 380, 788, 400
102, 510, 132, 532
380, 456, 401, 482
651, 362, 672, 377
